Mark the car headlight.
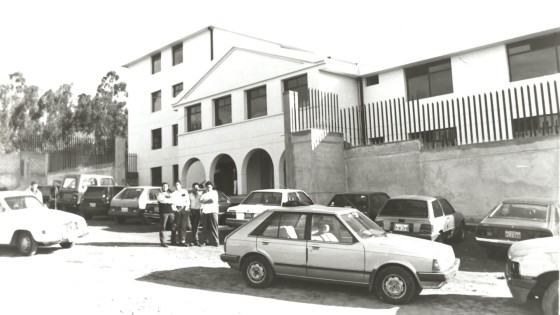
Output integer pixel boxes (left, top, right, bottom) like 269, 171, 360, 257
432, 259, 441, 272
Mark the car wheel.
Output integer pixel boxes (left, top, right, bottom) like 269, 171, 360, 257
452, 225, 465, 243
16, 231, 38, 256
242, 255, 275, 288
375, 266, 417, 305
114, 216, 126, 224
60, 241, 74, 249
542, 280, 558, 315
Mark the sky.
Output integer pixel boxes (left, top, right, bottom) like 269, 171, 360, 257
1, 0, 559, 97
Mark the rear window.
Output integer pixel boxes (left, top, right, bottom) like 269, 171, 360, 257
148, 189, 160, 201
242, 192, 282, 205
100, 178, 114, 185
490, 203, 548, 221
379, 199, 429, 218
115, 188, 143, 200
84, 187, 109, 198
62, 177, 78, 189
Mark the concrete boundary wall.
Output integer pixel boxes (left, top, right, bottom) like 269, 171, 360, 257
344, 135, 560, 222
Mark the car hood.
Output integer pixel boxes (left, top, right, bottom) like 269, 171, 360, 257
363, 233, 454, 259
480, 217, 548, 229
509, 236, 560, 259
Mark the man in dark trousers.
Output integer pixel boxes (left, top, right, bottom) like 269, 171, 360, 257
189, 182, 203, 246
157, 182, 176, 247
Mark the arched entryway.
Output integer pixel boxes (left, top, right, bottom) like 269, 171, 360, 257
211, 154, 237, 195
244, 149, 274, 192
182, 158, 206, 188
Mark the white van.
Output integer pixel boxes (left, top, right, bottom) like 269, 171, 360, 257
57, 174, 114, 212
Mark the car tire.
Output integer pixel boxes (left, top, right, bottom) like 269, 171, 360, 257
16, 231, 38, 256
114, 216, 126, 224
542, 280, 558, 315
242, 255, 275, 288
375, 266, 417, 305
60, 241, 74, 249
452, 225, 465, 243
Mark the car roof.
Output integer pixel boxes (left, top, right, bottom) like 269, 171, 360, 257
502, 197, 558, 205
122, 186, 160, 190
87, 185, 126, 188
389, 195, 437, 202
266, 204, 357, 215
0, 191, 35, 198
333, 191, 388, 196
250, 189, 307, 193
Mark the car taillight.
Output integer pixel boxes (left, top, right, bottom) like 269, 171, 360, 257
420, 224, 433, 234
533, 231, 553, 238
432, 259, 441, 272
375, 220, 384, 228
508, 259, 520, 276
476, 226, 493, 237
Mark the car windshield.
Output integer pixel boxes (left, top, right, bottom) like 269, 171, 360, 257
5, 196, 44, 210
62, 177, 77, 189
378, 199, 429, 218
241, 192, 282, 206
84, 187, 108, 198
340, 211, 385, 238
115, 188, 143, 200
490, 203, 548, 221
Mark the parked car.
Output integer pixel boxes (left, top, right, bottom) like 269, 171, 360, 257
220, 205, 460, 305
37, 185, 59, 209
0, 191, 88, 256
375, 195, 465, 242
476, 198, 559, 252
327, 191, 390, 220
506, 236, 559, 315
78, 185, 126, 219
57, 174, 115, 212
108, 186, 159, 224
225, 189, 314, 227
145, 189, 232, 225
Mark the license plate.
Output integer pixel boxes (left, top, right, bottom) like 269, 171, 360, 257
121, 207, 128, 212
505, 230, 521, 239
89, 203, 95, 208
394, 223, 409, 232
244, 213, 254, 219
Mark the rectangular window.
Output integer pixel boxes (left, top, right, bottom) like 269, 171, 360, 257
151, 90, 161, 112
247, 86, 267, 119
186, 104, 201, 132
172, 124, 178, 146
151, 128, 162, 150
214, 95, 232, 126
172, 164, 179, 184
151, 53, 161, 74
508, 32, 560, 82
172, 82, 183, 97
512, 114, 559, 138
283, 74, 309, 107
151, 167, 162, 187
365, 75, 379, 86
409, 127, 457, 148
405, 59, 453, 100
172, 43, 183, 66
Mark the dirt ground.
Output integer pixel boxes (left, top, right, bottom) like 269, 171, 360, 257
0, 218, 544, 315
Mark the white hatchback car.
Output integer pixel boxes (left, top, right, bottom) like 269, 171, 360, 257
0, 191, 88, 256
221, 205, 460, 305
225, 189, 314, 227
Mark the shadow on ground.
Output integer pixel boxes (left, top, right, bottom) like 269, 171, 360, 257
0, 245, 62, 257
451, 230, 508, 273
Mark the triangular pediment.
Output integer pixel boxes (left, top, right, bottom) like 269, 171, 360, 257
175, 47, 321, 105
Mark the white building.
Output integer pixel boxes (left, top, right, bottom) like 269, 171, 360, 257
124, 26, 560, 195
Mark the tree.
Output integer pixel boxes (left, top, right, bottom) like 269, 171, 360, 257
37, 84, 75, 143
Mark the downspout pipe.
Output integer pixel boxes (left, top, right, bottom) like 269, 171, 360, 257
357, 77, 366, 145
208, 26, 214, 61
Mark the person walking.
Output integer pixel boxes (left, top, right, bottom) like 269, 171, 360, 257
189, 182, 203, 246
157, 182, 176, 247
171, 180, 191, 246
29, 180, 43, 202
200, 181, 219, 246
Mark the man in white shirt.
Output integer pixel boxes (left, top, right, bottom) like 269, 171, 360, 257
200, 181, 219, 246
29, 180, 43, 204
171, 180, 191, 246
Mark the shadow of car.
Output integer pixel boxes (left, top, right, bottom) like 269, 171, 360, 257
327, 191, 390, 220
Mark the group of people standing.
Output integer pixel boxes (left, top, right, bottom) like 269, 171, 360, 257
156, 180, 220, 248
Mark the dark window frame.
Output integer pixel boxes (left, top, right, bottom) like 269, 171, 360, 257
186, 104, 201, 132
283, 74, 309, 107
247, 85, 268, 119
507, 32, 560, 82
172, 124, 178, 146
405, 58, 453, 101
214, 95, 232, 126
151, 53, 161, 74
151, 128, 162, 150
151, 90, 161, 112
172, 43, 183, 66
365, 75, 379, 86
172, 82, 183, 97
172, 164, 179, 184
151, 167, 162, 187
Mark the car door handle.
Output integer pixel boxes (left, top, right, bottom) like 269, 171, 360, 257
261, 241, 269, 245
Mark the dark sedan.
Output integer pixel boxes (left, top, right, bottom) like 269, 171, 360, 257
476, 197, 560, 253
327, 191, 390, 220
37, 185, 59, 209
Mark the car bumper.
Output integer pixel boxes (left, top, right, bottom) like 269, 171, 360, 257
80, 206, 110, 215
417, 258, 460, 289
220, 254, 241, 269
226, 218, 249, 227
108, 210, 144, 217
390, 231, 437, 241
36, 229, 88, 245
506, 275, 536, 303
475, 237, 515, 247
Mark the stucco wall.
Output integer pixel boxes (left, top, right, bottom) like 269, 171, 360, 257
345, 135, 560, 222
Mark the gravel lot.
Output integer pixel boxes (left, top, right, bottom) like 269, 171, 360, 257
0, 218, 543, 315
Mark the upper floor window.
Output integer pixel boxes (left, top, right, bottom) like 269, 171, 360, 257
508, 32, 560, 82
186, 104, 201, 132
151, 166, 162, 187
172, 82, 183, 97
405, 59, 453, 101
172, 43, 183, 66
283, 74, 309, 107
214, 95, 232, 126
151, 90, 161, 112
365, 75, 379, 86
152, 53, 161, 74
172, 124, 178, 146
151, 128, 162, 150
247, 86, 267, 119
